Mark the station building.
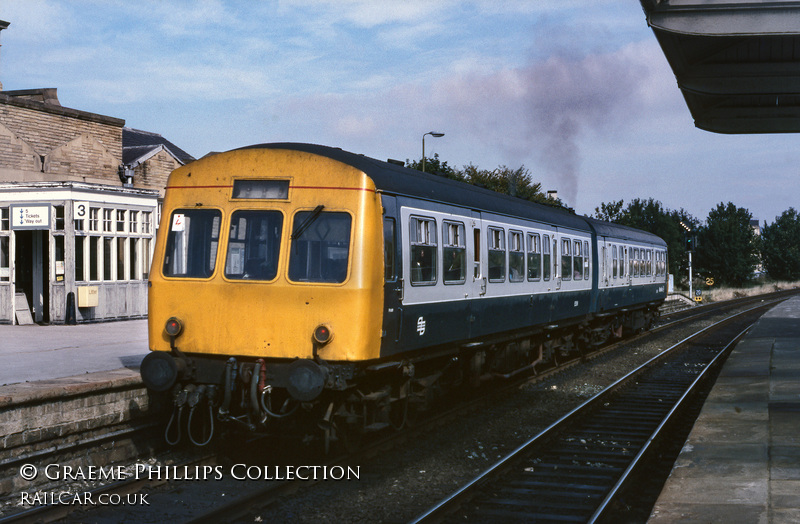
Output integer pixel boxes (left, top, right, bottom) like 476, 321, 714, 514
0, 87, 194, 324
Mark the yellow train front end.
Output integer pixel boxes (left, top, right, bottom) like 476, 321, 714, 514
140, 146, 385, 445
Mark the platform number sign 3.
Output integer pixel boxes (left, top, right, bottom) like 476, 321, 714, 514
73, 201, 89, 221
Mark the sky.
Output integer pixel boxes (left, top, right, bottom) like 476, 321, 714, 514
0, 0, 797, 225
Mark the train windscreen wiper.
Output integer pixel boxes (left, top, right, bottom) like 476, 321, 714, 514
291, 205, 325, 240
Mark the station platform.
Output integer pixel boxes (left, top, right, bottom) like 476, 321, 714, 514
649, 296, 800, 523
0, 319, 148, 387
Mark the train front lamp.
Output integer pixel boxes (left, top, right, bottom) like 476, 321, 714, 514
421, 131, 445, 173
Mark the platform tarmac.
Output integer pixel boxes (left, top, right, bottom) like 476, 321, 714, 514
0, 319, 148, 387
649, 295, 800, 523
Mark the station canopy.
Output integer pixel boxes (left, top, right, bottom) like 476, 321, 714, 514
641, 0, 800, 133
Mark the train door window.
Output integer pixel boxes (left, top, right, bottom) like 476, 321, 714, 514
163, 209, 222, 278
527, 233, 541, 281
509, 230, 524, 282
633, 248, 639, 277
583, 240, 590, 280
473, 228, 481, 279
646, 250, 652, 277
573, 240, 582, 280
225, 210, 283, 281
383, 218, 396, 282
443, 221, 466, 284
289, 211, 351, 283
612, 245, 617, 279
601, 246, 607, 281
619, 246, 630, 277
561, 238, 572, 280
487, 227, 506, 282
542, 234, 551, 281
410, 216, 437, 285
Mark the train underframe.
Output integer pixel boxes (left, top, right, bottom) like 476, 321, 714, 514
155, 303, 661, 451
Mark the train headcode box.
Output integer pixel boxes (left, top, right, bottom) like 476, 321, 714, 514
77, 286, 99, 308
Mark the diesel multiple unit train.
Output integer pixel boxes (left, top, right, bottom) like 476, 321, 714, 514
140, 143, 668, 447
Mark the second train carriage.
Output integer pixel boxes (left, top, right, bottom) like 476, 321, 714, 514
140, 143, 668, 445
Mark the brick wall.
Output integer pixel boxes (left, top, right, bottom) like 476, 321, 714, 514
134, 148, 179, 192
0, 94, 123, 183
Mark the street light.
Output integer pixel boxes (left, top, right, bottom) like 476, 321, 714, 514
680, 221, 694, 301
422, 131, 444, 172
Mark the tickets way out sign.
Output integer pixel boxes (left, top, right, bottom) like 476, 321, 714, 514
11, 205, 51, 230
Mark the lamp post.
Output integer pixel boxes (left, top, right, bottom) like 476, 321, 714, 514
422, 131, 444, 172
680, 221, 693, 301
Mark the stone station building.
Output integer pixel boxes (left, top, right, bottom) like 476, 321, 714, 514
0, 86, 193, 324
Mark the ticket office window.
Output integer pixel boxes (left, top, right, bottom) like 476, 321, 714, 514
75, 206, 156, 282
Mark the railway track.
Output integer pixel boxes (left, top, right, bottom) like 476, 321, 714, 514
2, 292, 792, 523
409, 301, 774, 523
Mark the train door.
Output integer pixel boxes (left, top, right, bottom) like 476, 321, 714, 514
468, 211, 485, 338
380, 195, 403, 354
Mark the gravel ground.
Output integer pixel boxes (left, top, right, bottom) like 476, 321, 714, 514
245, 317, 718, 524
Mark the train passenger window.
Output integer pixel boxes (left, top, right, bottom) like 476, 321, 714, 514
488, 227, 506, 282
443, 221, 466, 284
543, 235, 551, 281
646, 250, 652, 277
561, 238, 572, 281
573, 240, 582, 280
289, 211, 351, 283
633, 248, 639, 277
383, 218, 396, 282
584, 241, 590, 280
527, 233, 541, 281
225, 210, 283, 281
410, 217, 437, 285
163, 209, 222, 279
509, 231, 524, 282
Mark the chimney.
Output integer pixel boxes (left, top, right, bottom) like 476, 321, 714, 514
0, 20, 9, 91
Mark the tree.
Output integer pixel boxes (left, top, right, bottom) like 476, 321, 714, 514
407, 156, 560, 205
405, 154, 461, 182
760, 208, 800, 280
696, 202, 759, 286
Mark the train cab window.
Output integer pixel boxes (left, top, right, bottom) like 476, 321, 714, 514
527, 233, 541, 281
289, 211, 351, 283
225, 210, 283, 281
383, 218, 396, 282
163, 209, 222, 278
543, 234, 551, 281
487, 227, 506, 282
410, 217, 437, 285
443, 221, 466, 284
509, 231, 524, 282
561, 238, 572, 281
573, 240, 582, 280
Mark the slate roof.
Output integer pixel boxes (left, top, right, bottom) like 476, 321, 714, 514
122, 127, 195, 166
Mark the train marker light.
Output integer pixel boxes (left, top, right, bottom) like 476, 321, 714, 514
313, 324, 332, 345
165, 317, 183, 337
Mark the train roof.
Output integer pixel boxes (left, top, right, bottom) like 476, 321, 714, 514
586, 217, 667, 247
239, 143, 591, 232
